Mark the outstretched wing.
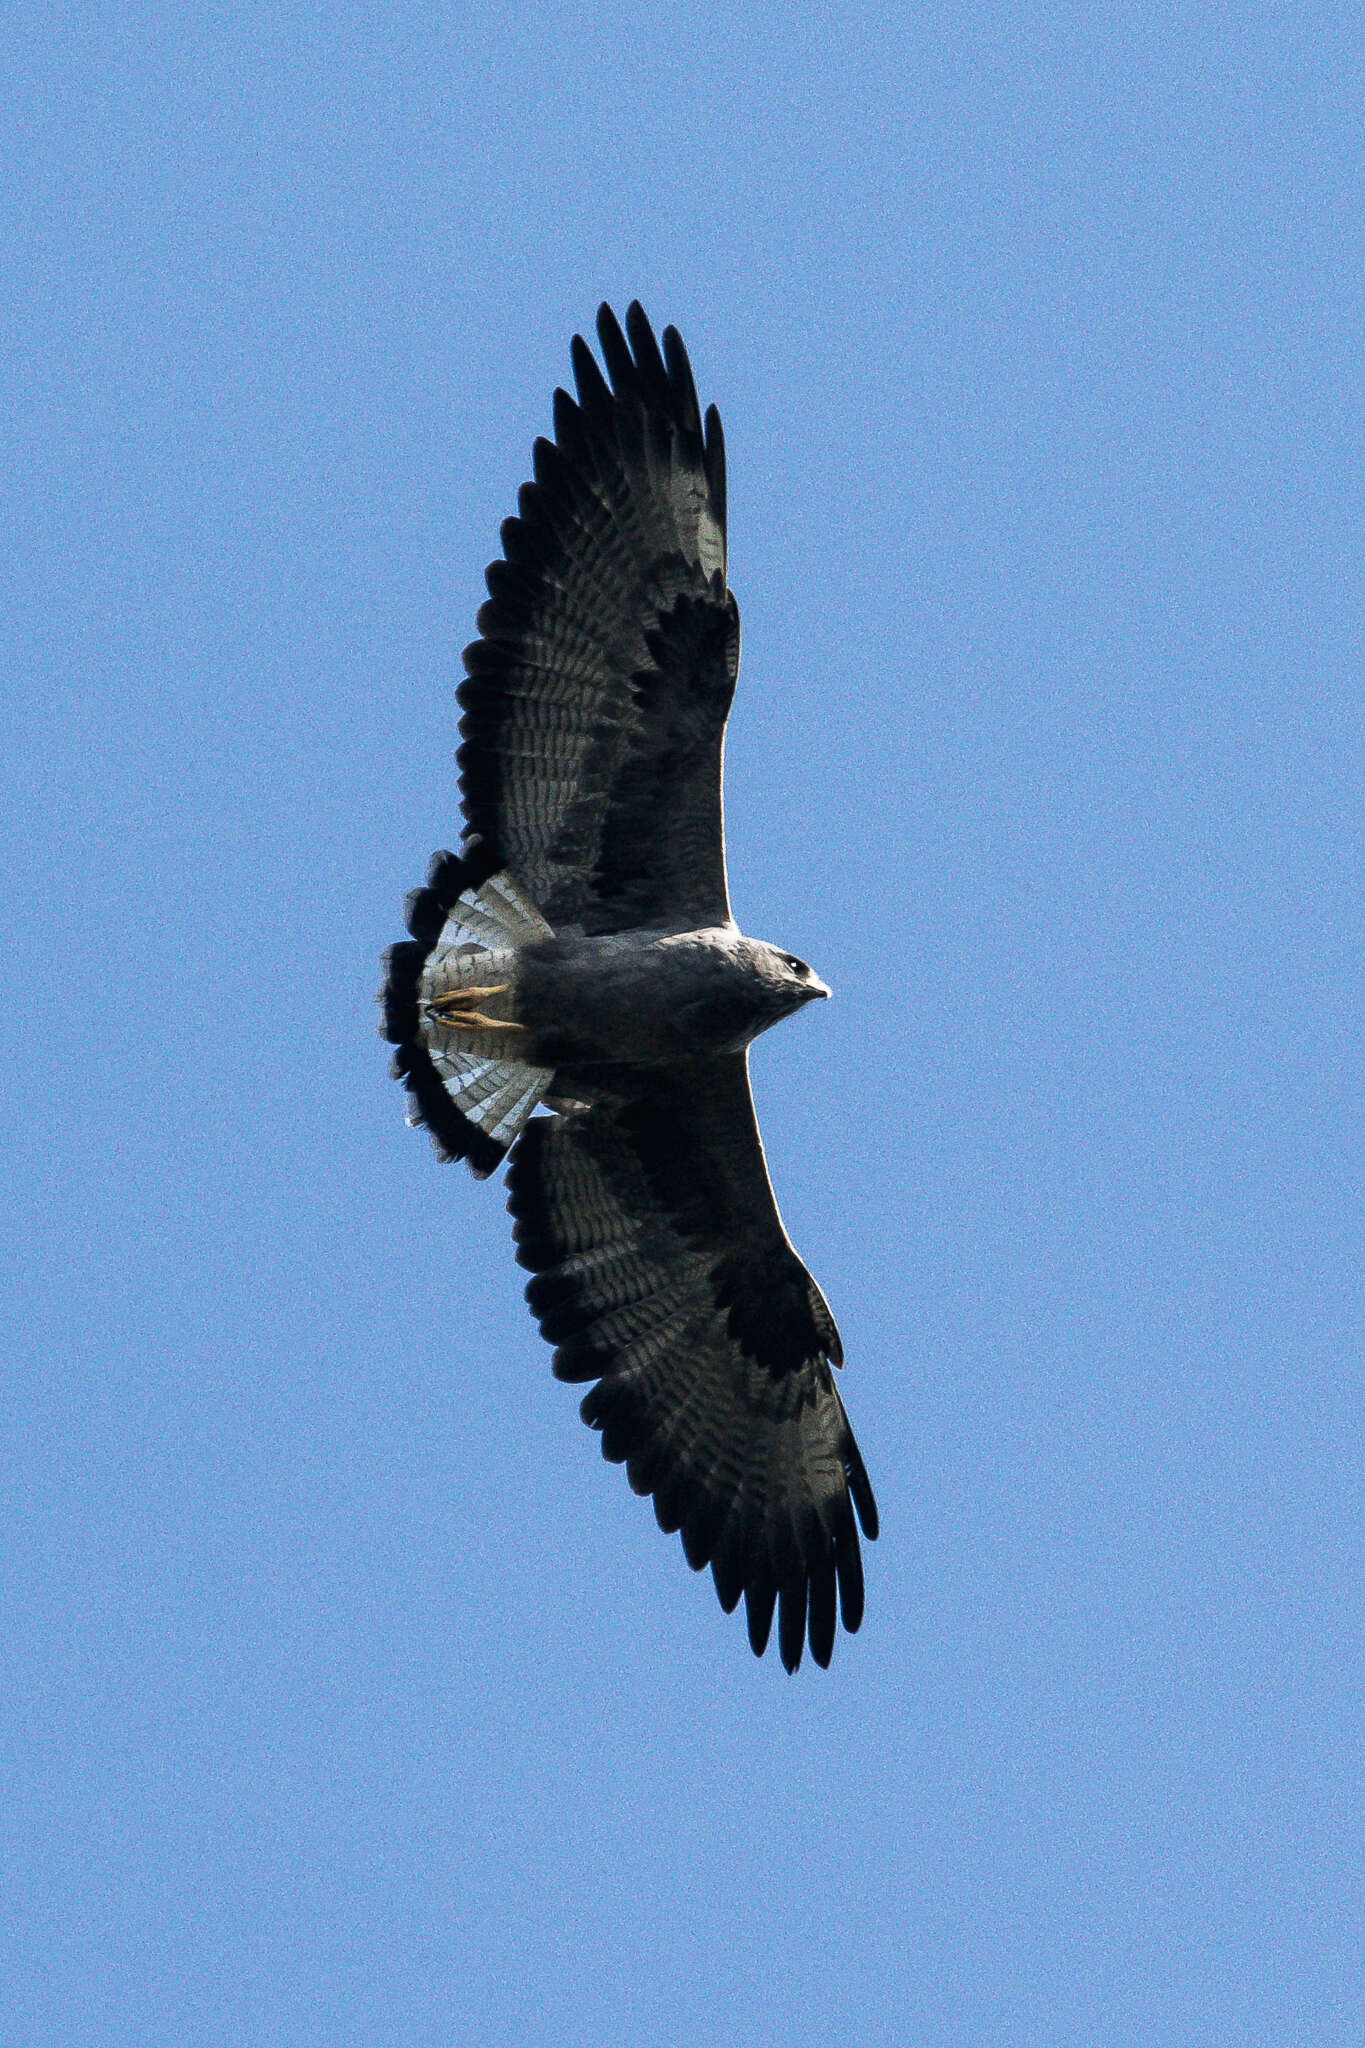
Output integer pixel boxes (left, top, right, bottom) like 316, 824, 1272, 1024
457, 301, 738, 934
505, 1058, 878, 1672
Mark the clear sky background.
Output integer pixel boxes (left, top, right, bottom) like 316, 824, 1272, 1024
4, 6, 1361, 2044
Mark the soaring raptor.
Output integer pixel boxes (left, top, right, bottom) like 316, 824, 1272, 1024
382, 303, 877, 1671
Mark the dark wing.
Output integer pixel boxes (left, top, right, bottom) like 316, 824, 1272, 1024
458, 301, 738, 934
505, 1057, 878, 1672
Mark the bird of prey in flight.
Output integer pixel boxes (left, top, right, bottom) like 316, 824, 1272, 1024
382, 303, 877, 1671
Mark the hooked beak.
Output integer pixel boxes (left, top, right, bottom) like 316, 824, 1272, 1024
806, 975, 831, 1002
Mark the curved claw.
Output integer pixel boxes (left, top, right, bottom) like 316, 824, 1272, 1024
424, 984, 526, 1035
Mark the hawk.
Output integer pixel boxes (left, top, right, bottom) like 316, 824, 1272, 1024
382, 303, 877, 1671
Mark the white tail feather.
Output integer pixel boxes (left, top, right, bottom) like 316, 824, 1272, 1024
434, 869, 552, 952
417, 869, 554, 1151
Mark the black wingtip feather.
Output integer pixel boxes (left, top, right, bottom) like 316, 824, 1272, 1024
661, 324, 702, 440
703, 403, 726, 528
835, 1528, 866, 1635
550, 386, 589, 466
549, 1344, 606, 1386
679, 1512, 714, 1573
570, 330, 613, 417
624, 301, 669, 405
712, 1551, 744, 1614
745, 1577, 777, 1659
808, 1558, 838, 1669
778, 1577, 808, 1675
845, 1434, 880, 1542
652, 1484, 684, 1538
595, 302, 635, 393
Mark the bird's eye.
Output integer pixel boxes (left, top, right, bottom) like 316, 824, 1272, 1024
783, 954, 808, 975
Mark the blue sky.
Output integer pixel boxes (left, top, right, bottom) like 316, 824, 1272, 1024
4, 5, 1361, 2043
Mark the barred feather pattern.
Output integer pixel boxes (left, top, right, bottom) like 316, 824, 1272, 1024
458, 301, 738, 935
381, 844, 553, 1178
506, 1071, 878, 1673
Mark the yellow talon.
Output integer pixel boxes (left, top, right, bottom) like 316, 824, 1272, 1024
425, 984, 526, 1035
450, 1010, 526, 1033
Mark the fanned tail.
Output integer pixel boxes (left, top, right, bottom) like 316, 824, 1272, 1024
381, 841, 554, 1178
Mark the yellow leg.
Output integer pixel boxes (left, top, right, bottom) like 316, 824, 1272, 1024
425, 985, 527, 1035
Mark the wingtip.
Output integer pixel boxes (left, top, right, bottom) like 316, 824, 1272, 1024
744, 1577, 777, 1659
846, 1436, 879, 1542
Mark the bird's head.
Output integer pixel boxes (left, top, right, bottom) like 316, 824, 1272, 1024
756, 942, 830, 1017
